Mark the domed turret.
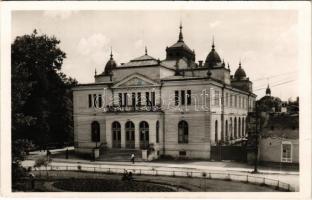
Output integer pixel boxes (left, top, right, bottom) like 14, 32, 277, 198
204, 39, 222, 68
165, 23, 195, 62
234, 61, 247, 80
103, 49, 117, 76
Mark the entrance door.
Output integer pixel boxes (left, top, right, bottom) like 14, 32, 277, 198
112, 121, 121, 148
139, 121, 149, 149
125, 121, 135, 149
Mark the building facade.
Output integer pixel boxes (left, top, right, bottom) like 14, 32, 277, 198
73, 25, 256, 159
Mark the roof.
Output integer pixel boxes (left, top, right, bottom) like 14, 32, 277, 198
168, 41, 193, 53
204, 48, 222, 68
119, 54, 159, 68
130, 54, 157, 62
261, 128, 299, 139
234, 65, 247, 80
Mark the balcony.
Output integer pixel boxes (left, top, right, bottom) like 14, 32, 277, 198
105, 105, 162, 112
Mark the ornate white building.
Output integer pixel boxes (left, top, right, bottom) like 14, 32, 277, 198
73, 25, 256, 159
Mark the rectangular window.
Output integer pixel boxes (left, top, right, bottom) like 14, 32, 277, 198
187, 90, 191, 105
93, 94, 97, 107
98, 94, 102, 108
123, 93, 127, 106
179, 151, 186, 156
88, 94, 92, 108
118, 93, 122, 107
230, 94, 232, 107
234, 95, 237, 108
225, 93, 228, 107
175, 91, 179, 106
146, 92, 150, 106
282, 143, 292, 162
151, 92, 155, 106
181, 90, 185, 105
215, 90, 220, 106
137, 92, 141, 106
132, 93, 136, 106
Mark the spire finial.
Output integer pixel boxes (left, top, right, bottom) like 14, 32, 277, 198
145, 46, 148, 55
266, 82, 271, 96
95, 68, 97, 76
110, 46, 113, 59
227, 62, 230, 69
239, 59, 242, 67
178, 22, 183, 42
212, 35, 215, 50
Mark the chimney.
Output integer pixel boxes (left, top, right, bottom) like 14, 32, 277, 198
198, 60, 203, 68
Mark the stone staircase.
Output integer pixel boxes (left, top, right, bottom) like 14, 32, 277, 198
98, 149, 143, 162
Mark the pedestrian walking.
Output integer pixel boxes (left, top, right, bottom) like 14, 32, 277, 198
130, 153, 135, 164
28, 168, 35, 190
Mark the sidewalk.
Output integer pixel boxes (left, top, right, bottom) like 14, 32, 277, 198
23, 149, 299, 191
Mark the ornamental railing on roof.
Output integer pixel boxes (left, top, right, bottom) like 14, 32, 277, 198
105, 104, 162, 112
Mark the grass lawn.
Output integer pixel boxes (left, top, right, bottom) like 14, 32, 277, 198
13, 171, 282, 192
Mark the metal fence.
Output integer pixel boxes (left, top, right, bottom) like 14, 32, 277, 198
32, 165, 294, 192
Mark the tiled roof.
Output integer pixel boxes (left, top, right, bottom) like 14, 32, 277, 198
168, 41, 193, 53
119, 54, 159, 67
131, 54, 156, 62
120, 59, 159, 67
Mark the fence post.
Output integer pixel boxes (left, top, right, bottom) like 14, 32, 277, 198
94, 167, 96, 172
263, 177, 265, 185
108, 168, 110, 173
246, 175, 248, 183
288, 184, 290, 191
140, 169, 141, 175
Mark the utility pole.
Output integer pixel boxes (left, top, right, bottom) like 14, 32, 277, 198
252, 101, 259, 173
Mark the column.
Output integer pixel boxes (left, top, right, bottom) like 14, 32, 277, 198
121, 121, 126, 148
135, 122, 140, 149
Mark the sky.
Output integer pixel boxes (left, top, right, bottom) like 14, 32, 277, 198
12, 10, 299, 101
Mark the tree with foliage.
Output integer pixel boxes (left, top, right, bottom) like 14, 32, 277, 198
12, 30, 77, 148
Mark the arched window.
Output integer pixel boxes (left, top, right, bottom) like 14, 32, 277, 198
225, 120, 228, 141
230, 118, 233, 140
178, 120, 188, 143
215, 120, 218, 143
91, 121, 100, 142
156, 121, 160, 143
239, 118, 241, 138
112, 121, 121, 148
242, 118, 245, 137
139, 121, 149, 149
125, 121, 135, 149
234, 117, 237, 139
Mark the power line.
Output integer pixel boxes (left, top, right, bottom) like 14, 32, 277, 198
252, 70, 298, 82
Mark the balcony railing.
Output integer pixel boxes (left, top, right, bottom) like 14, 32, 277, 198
105, 105, 162, 112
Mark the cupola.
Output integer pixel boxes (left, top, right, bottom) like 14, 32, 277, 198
234, 61, 247, 80
103, 49, 117, 76
204, 38, 222, 68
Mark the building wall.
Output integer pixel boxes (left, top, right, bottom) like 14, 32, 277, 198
259, 137, 299, 164
74, 114, 107, 154
73, 69, 254, 159
110, 66, 162, 82
163, 111, 211, 159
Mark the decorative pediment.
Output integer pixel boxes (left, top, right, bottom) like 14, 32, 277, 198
121, 77, 153, 87
112, 73, 159, 88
